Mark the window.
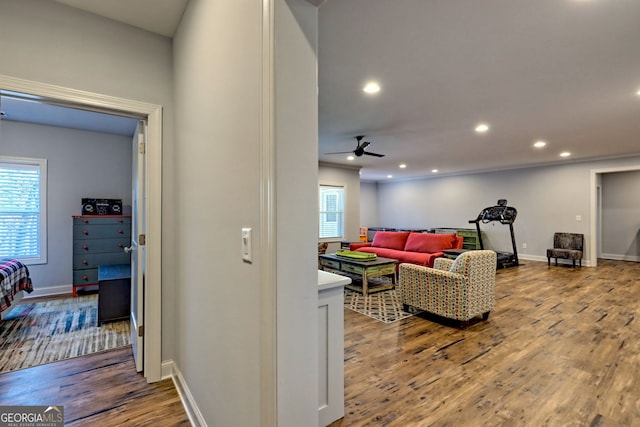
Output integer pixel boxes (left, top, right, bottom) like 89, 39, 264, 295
319, 185, 344, 239
0, 157, 47, 264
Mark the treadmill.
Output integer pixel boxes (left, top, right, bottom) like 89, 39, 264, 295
469, 199, 519, 268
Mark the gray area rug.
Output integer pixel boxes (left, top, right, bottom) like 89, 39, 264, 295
344, 289, 422, 323
0, 294, 130, 374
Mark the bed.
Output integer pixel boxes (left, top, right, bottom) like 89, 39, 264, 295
0, 258, 34, 320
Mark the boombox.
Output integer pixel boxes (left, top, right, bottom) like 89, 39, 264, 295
82, 198, 123, 215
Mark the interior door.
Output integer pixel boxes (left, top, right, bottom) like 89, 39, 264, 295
129, 120, 146, 372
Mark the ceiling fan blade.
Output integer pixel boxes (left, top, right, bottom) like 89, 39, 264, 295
363, 152, 385, 157
359, 141, 371, 150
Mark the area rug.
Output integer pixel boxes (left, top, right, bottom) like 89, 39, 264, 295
344, 289, 422, 323
0, 294, 130, 374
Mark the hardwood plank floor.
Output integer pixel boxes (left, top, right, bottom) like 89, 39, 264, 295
0, 346, 190, 426
4, 259, 638, 426
338, 259, 640, 426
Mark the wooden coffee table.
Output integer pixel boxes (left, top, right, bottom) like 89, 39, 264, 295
319, 253, 398, 296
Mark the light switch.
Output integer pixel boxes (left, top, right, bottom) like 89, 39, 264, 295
576, 215, 582, 221
242, 227, 252, 263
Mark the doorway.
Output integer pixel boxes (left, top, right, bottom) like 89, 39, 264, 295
590, 165, 640, 268
0, 75, 162, 382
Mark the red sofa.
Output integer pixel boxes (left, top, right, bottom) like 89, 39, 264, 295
349, 231, 463, 268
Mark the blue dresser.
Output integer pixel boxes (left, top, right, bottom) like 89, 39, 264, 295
72, 215, 131, 296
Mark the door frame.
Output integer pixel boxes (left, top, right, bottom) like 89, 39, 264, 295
589, 164, 640, 268
0, 74, 163, 382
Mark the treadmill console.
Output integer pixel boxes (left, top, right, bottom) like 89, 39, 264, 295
480, 205, 517, 224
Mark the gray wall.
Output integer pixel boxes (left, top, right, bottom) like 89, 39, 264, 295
601, 170, 640, 261
374, 156, 640, 265
2, 121, 131, 294
360, 181, 379, 228
3, 1, 321, 425
319, 163, 361, 253
173, 0, 319, 424
0, 0, 176, 372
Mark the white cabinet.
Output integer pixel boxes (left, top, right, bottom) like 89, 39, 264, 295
318, 270, 350, 427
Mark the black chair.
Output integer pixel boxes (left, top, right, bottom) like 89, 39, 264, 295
546, 232, 584, 268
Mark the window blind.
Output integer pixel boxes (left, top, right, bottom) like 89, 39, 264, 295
0, 159, 45, 261
319, 185, 344, 239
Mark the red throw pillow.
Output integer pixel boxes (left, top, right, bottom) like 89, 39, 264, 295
404, 233, 456, 253
371, 231, 410, 250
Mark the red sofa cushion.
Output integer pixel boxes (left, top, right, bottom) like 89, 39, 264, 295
400, 250, 438, 267
357, 247, 440, 267
371, 231, 410, 251
349, 242, 371, 251
357, 247, 400, 259
404, 232, 456, 253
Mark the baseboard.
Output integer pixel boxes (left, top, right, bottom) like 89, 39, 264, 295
23, 284, 73, 298
516, 254, 548, 263
517, 254, 593, 267
162, 359, 207, 427
600, 253, 640, 262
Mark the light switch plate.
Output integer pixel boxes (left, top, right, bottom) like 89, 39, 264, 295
242, 227, 252, 263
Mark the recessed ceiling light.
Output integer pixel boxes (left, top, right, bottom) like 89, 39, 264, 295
560, 151, 571, 157
387, 174, 393, 179
347, 155, 355, 161
363, 82, 381, 94
475, 123, 490, 133
533, 140, 547, 148
399, 163, 407, 169
432, 169, 439, 173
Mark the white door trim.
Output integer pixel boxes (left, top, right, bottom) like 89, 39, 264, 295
589, 164, 640, 268
0, 74, 163, 383
260, 0, 277, 425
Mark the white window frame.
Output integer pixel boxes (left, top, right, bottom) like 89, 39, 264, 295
319, 185, 345, 241
0, 156, 48, 265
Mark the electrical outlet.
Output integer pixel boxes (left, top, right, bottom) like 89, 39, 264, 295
576, 215, 582, 221
522, 242, 527, 249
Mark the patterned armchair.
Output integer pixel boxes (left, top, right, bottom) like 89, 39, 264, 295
398, 250, 497, 328
546, 232, 583, 268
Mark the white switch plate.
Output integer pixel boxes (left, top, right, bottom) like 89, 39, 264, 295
576, 215, 582, 221
242, 227, 252, 263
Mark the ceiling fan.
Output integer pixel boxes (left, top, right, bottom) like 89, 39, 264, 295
325, 135, 386, 158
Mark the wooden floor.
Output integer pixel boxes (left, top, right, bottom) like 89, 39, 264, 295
3, 259, 639, 426
337, 259, 640, 426
0, 346, 191, 426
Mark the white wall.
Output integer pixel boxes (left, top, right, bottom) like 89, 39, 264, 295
601, 170, 640, 261
319, 163, 361, 253
275, 0, 320, 425
376, 156, 640, 264
360, 181, 379, 227
173, 0, 319, 425
2, 121, 131, 293
172, 1, 262, 423
0, 0, 176, 367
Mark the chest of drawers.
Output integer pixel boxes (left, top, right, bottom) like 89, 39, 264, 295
72, 215, 131, 296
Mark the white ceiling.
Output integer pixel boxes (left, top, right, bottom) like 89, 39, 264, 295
3, 1, 639, 182
52, 0, 188, 38
318, 0, 640, 181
